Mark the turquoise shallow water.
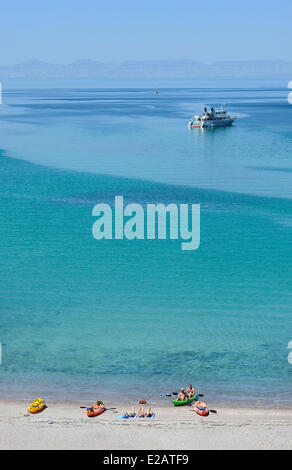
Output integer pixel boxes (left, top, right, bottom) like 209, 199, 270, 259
0, 80, 292, 404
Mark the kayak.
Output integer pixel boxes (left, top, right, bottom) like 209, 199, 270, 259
194, 401, 209, 416
27, 398, 46, 414
173, 394, 198, 406
86, 402, 105, 418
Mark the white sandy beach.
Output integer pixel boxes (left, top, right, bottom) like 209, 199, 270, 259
0, 400, 291, 450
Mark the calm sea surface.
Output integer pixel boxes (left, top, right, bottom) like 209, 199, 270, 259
0, 79, 291, 404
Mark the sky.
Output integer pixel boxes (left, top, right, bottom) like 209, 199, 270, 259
0, 0, 291, 65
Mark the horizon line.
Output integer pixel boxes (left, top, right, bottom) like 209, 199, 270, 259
1, 58, 292, 67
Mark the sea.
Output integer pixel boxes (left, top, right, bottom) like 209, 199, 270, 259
0, 78, 291, 405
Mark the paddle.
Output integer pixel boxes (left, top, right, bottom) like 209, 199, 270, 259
166, 392, 204, 397
79, 406, 117, 410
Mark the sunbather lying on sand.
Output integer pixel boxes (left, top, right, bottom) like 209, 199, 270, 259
123, 407, 136, 417
137, 407, 145, 417
145, 407, 154, 417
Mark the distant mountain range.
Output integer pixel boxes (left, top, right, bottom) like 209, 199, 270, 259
0, 59, 292, 79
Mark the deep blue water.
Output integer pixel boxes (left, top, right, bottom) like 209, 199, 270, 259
0, 79, 291, 404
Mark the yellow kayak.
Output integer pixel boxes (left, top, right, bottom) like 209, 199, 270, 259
27, 398, 46, 414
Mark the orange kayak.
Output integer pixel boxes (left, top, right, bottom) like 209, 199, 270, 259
194, 401, 209, 416
86, 402, 105, 418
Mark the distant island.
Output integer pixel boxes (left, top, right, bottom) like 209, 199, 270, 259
0, 59, 292, 79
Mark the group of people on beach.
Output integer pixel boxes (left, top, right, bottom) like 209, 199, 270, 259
122, 383, 195, 417
124, 406, 154, 418
176, 384, 195, 401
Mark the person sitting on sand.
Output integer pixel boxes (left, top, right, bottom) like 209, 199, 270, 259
137, 407, 145, 418
177, 388, 187, 401
145, 407, 154, 417
186, 384, 195, 398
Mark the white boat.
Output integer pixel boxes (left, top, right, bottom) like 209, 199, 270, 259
188, 106, 237, 129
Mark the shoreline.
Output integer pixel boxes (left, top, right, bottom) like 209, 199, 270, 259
1, 384, 292, 409
4, 397, 292, 409
0, 399, 291, 450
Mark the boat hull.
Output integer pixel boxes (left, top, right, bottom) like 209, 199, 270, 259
202, 118, 236, 128
87, 405, 105, 417
189, 118, 236, 129
173, 394, 198, 406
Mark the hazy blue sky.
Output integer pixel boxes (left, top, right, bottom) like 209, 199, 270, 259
1, 0, 291, 64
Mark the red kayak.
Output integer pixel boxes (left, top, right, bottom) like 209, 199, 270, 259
87, 401, 105, 418
194, 401, 209, 417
